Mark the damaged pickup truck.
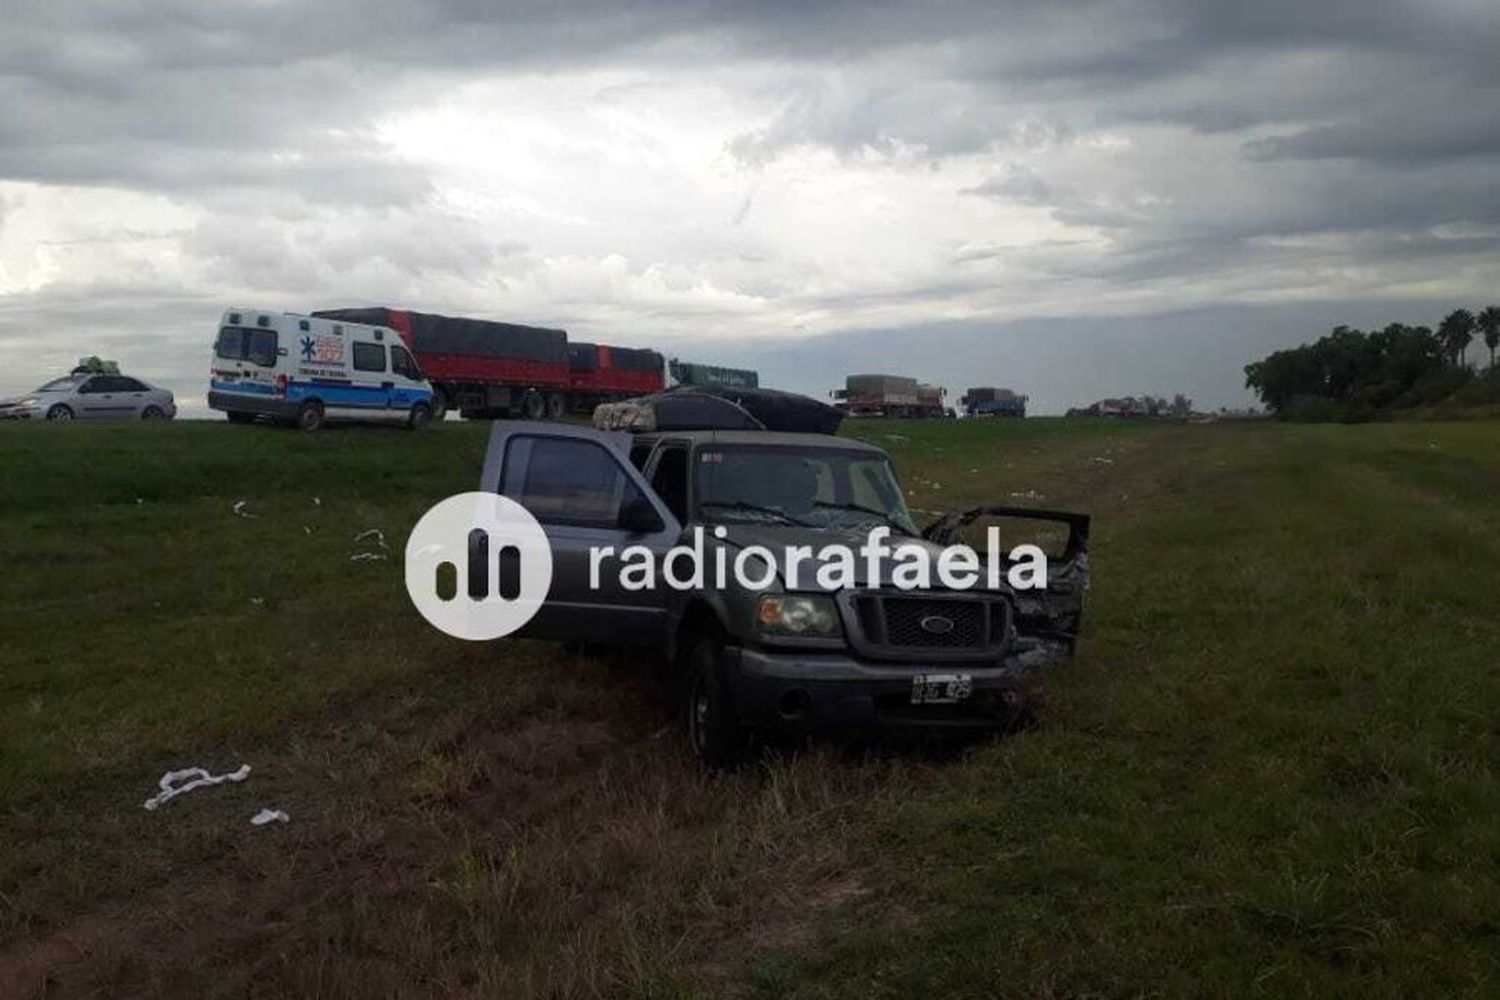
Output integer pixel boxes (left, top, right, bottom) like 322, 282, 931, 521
477, 391, 1090, 764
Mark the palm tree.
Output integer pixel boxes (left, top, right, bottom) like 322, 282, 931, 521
1478, 306, 1500, 370
1438, 309, 1477, 368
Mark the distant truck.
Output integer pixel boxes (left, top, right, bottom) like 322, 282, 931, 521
313, 307, 665, 420
832, 374, 946, 418
568, 343, 668, 412
668, 359, 759, 390
961, 387, 1028, 418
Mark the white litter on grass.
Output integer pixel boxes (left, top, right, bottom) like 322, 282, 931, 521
1009, 490, 1045, 501
143, 764, 250, 811
232, 500, 257, 519
250, 597, 265, 606
350, 528, 390, 561
353, 528, 388, 550
312, 497, 322, 506
1091, 456, 1116, 464
303, 526, 312, 535
251, 808, 290, 826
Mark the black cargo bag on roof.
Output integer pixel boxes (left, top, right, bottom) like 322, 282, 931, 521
595, 386, 843, 434
696, 385, 845, 434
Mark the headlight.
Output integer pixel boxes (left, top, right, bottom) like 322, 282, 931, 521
756, 594, 840, 637
18, 398, 39, 407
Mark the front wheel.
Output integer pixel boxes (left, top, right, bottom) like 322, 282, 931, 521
46, 404, 73, 421
684, 635, 746, 768
141, 405, 166, 420
406, 402, 432, 429
296, 400, 324, 432
427, 389, 447, 422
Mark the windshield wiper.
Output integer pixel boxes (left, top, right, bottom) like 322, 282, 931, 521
700, 501, 814, 526
811, 499, 917, 535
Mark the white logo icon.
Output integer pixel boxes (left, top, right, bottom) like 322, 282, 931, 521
405, 492, 554, 641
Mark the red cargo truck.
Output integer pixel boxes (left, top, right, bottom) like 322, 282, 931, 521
314, 307, 585, 420
566, 342, 666, 411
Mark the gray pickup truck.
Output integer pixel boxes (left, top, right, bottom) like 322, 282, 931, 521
479, 421, 1090, 764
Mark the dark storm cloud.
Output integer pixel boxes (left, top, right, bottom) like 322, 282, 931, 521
3, 0, 1500, 409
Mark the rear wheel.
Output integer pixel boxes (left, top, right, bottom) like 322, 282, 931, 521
296, 400, 324, 432
545, 392, 566, 420
684, 634, 746, 768
520, 390, 545, 421
407, 402, 432, 429
46, 404, 73, 421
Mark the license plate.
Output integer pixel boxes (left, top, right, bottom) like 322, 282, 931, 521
910, 673, 973, 705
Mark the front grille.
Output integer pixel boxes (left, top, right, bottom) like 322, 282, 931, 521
852, 594, 1010, 656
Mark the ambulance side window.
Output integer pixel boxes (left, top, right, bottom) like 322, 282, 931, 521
353, 342, 386, 373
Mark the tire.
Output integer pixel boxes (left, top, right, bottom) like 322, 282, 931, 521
545, 392, 566, 420
226, 411, 255, 425
684, 634, 746, 768
46, 404, 73, 421
141, 405, 165, 420
296, 400, 324, 432
428, 389, 447, 422
407, 402, 432, 430
520, 390, 545, 421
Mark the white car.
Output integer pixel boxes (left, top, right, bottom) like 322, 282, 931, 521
0, 373, 177, 421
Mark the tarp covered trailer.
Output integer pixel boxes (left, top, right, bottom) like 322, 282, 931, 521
314, 307, 576, 420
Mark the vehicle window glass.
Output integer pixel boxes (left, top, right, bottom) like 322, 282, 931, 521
650, 446, 689, 522
246, 329, 277, 367
38, 377, 84, 392
629, 442, 654, 470
216, 326, 278, 367
507, 436, 634, 529
77, 378, 102, 394
390, 345, 420, 380
696, 446, 916, 533
116, 378, 148, 392
353, 342, 386, 373
214, 327, 244, 361
97, 377, 127, 392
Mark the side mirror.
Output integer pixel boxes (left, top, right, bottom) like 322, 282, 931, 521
618, 495, 663, 534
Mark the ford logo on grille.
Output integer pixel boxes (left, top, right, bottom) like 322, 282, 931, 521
919, 614, 955, 635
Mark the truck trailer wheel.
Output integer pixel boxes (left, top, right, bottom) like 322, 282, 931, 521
520, 390, 545, 420
545, 392, 566, 420
296, 400, 325, 432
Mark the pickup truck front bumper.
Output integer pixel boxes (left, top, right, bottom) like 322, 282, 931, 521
723, 645, 1042, 732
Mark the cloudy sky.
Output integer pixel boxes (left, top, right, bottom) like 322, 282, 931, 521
2, 0, 1497, 413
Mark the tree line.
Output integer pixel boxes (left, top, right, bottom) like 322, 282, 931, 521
1244, 307, 1500, 419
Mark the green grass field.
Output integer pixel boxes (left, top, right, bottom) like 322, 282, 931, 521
1, 416, 1497, 998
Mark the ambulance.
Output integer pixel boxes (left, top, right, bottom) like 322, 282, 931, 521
208, 308, 436, 430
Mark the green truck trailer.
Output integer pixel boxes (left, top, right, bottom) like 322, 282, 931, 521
668, 359, 759, 390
